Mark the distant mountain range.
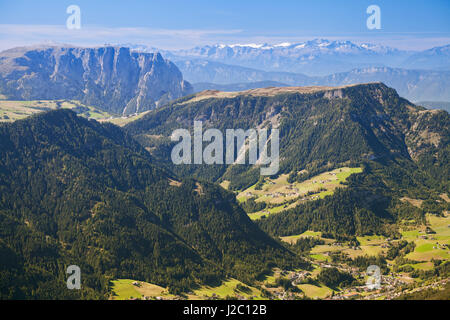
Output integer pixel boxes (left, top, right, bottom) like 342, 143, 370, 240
402, 45, 450, 70
175, 59, 312, 84
160, 39, 413, 76
127, 40, 450, 104
320, 67, 450, 102
193, 81, 290, 92
417, 101, 450, 113
138, 40, 450, 75
186, 61, 450, 102
1, 41, 449, 116
0, 46, 193, 115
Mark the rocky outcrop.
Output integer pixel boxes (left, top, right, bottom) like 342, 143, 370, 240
0, 46, 193, 115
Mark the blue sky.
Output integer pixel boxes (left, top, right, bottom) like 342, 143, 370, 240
0, 0, 449, 50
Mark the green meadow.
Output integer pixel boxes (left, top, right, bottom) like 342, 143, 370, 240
0, 99, 117, 123
297, 284, 332, 299
240, 167, 362, 220
193, 278, 265, 299
110, 278, 265, 300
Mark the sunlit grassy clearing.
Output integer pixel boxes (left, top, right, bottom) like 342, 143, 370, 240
219, 180, 230, 190
102, 111, 151, 126
310, 253, 330, 262
241, 167, 362, 220
110, 279, 144, 300
280, 231, 322, 244
110, 278, 265, 300
193, 278, 265, 299
0, 99, 115, 122
297, 284, 332, 299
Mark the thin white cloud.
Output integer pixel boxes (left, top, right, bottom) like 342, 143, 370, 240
0, 24, 243, 51
0, 24, 449, 52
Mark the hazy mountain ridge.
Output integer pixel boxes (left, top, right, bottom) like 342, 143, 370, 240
133, 40, 450, 103
321, 67, 450, 102
417, 101, 450, 113
401, 44, 450, 70
174, 59, 313, 85
160, 39, 413, 75
0, 46, 193, 115
176, 60, 450, 103
193, 80, 290, 92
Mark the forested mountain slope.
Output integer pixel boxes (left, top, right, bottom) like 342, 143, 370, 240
125, 83, 449, 238
0, 109, 301, 299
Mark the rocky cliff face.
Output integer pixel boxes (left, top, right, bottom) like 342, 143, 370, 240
0, 46, 193, 115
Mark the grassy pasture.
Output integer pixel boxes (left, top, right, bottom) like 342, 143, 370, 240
110, 279, 142, 300
240, 167, 362, 220
0, 99, 116, 123
219, 180, 231, 190
110, 279, 173, 300
101, 111, 151, 126
110, 278, 264, 300
310, 253, 330, 262
403, 213, 450, 261
297, 284, 332, 299
299, 213, 450, 268
193, 278, 264, 299
280, 231, 323, 244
